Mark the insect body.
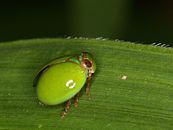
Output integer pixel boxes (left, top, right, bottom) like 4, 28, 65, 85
34, 52, 96, 118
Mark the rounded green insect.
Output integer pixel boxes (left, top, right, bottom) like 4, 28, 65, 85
33, 52, 96, 118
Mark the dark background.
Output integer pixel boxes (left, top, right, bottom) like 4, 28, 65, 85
1, 0, 173, 45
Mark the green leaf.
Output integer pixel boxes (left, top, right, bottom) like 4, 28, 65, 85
0, 38, 173, 130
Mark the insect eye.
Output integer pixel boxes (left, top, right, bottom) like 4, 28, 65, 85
84, 59, 92, 68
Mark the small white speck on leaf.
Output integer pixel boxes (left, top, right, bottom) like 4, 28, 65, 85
114, 39, 119, 42
96, 37, 103, 40
102, 38, 108, 41
38, 124, 42, 129
79, 37, 83, 39
121, 75, 127, 80
66, 36, 71, 39
38, 101, 44, 106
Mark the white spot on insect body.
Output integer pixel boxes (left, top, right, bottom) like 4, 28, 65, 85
66, 79, 76, 89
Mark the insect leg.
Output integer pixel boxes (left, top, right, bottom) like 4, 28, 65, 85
61, 100, 71, 119
74, 92, 80, 107
86, 76, 91, 100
